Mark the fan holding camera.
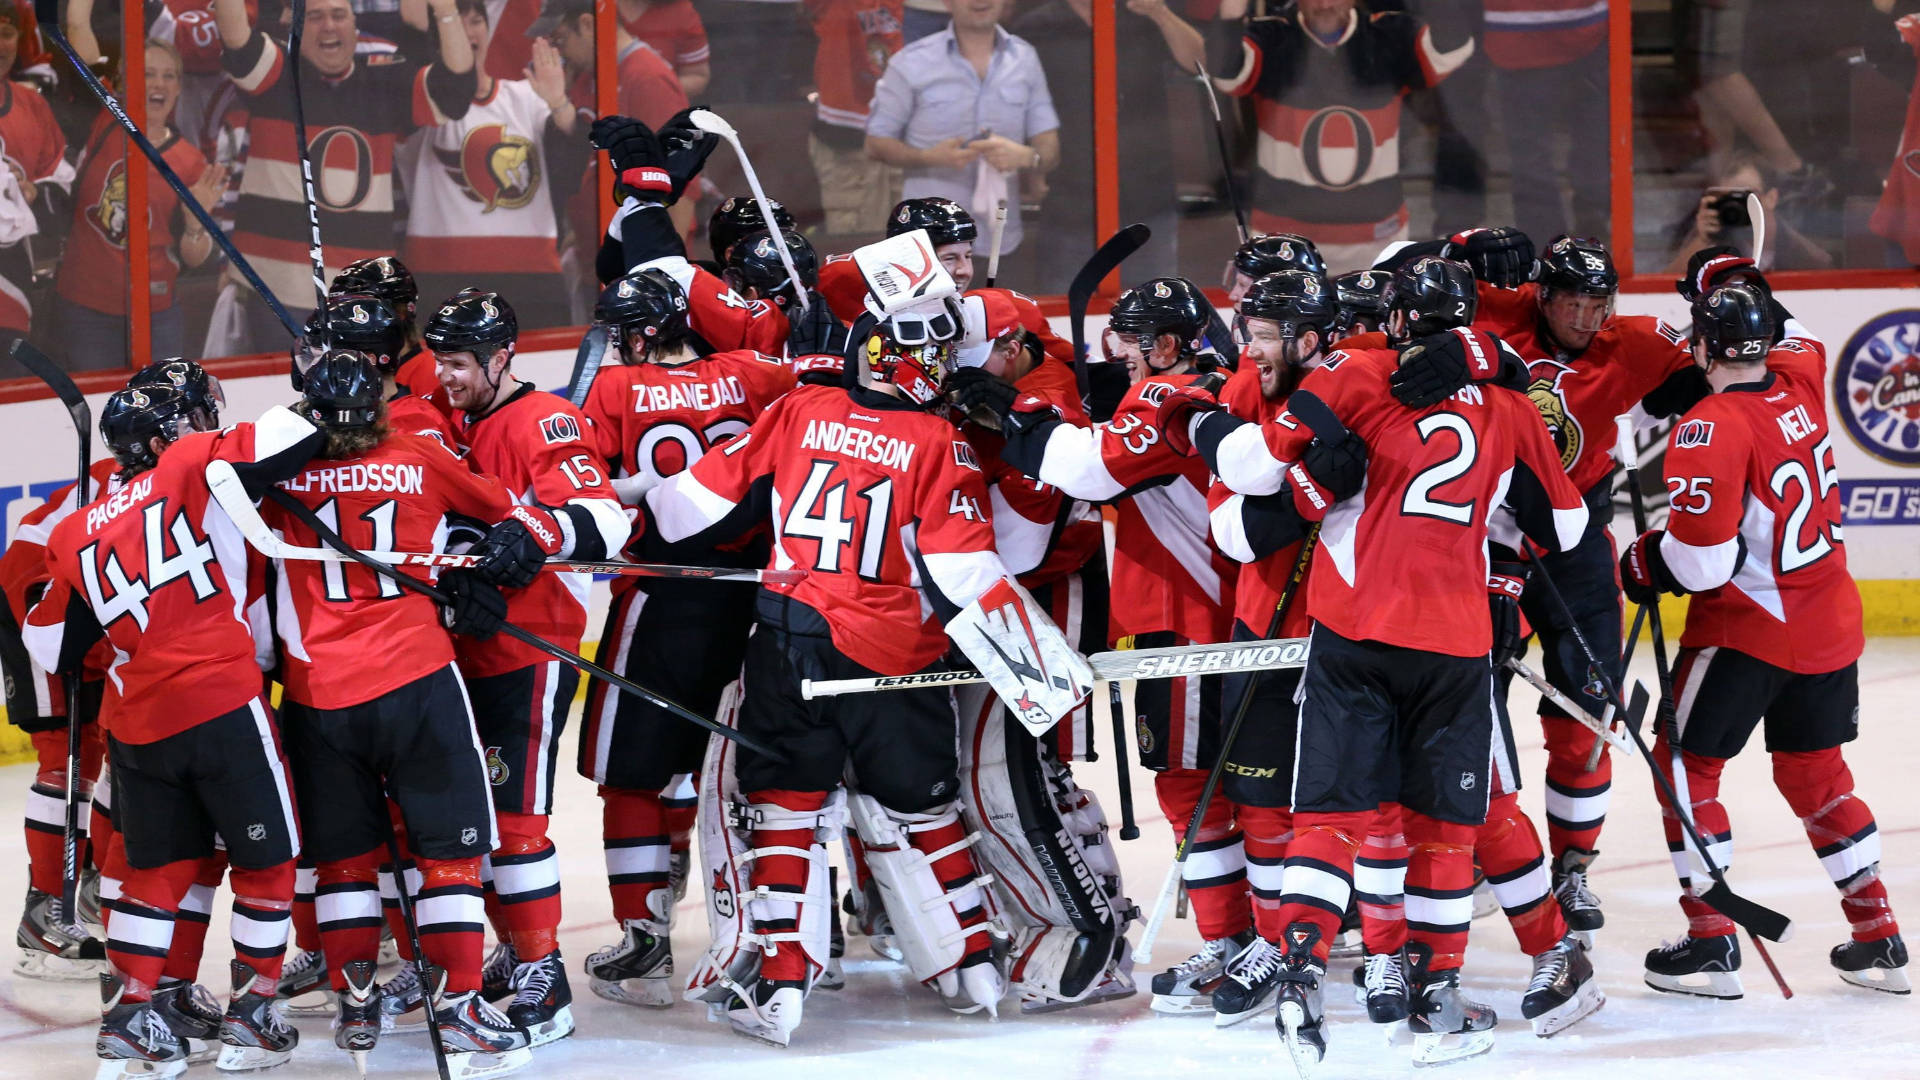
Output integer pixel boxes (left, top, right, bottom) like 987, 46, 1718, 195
1667, 153, 1833, 275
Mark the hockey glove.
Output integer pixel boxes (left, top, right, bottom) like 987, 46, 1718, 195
1488, 560, 1529, 667
1154, 372, 1228, 457
946, 366, 1020, 432
440, 570, 507, 641
1390, 328, 1511, 408
473, 506, 565, 590
1444, 226, 1535, 288
1286, 425, 1368, 522
1619, 528, 1687, 605
590, 115, 675, 202
655, 106, 721, 200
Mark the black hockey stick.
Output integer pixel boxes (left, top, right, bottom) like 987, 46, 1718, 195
286, 0, 330, 318
1583, 601, 1647, 773
1193, 61, 1249, 245
32, 0, 301, 338
1107, 680, 1137, 839
564, 325, 610, 407
1067, 224, 1151, 399
380, 827, 452, 1080
9, 340, 90, 926
253, 486, 787, 762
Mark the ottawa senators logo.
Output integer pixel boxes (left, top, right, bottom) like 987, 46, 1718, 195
485, 745, 509, 786
1526, 364, 1583, 470
436, 123, 540, 213
87, 160, 129, 247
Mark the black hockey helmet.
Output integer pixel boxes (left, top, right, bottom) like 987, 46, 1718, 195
887, 197, 977, 247
709, 197, 795, 264
594, 270, 691, 359
301, 294, 407, 377
298, 350, 384, 430
423, 289, 518, 358
128, 358, 222, 429
1386, 256, 1477, 341
1108, 277, 1211, 355
1233, 233, 1326, 280
726, 229, 820, 310
1537, 236, 1618, 298
1691, 283, 1775, 365
1329, 269, 1391, 339
1237, 270, 1332, 337
330, 255, 418, 310
100, 385, 195, 474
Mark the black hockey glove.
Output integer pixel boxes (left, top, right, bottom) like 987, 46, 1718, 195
1286, 424, 1368, 522
1444, 226, 1535, 288
655, 106, 721, 200
440, 570, 507, 640
947, 366, 1020, 432
590, 115, 676, 203
1389, 328, 1520, 408
472, 507, 565, 590
1487, 559, 1529, 667
1620, 528, 1693, 605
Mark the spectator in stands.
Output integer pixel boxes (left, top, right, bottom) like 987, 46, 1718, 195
806, 0, 904, 245
1211, 0, 1474, 273
481, 0, 544, 82
403, 0, 587, 329
1666, 150, 1832, 274
2, 0, 52, 86
1681, 0, 1827, 196
1484, 0, 1609, 244
620, 0, 709, 96
212, 0, 476, 351
697, 0, 807, 104
900, 0, 947, 43
865, 0, 1059, 276
0, 1, 66, 360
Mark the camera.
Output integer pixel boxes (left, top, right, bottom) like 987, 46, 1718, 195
1708, 189, 1753, 230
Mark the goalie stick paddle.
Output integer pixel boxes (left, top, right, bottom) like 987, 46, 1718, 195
1068, 223, 1151, 399
801, 635, 1308, 698
9, 340, 90, 926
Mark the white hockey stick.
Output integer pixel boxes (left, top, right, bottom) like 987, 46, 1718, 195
985, 198, 1007, 287
204, 461, 803, 584
801, 636, 1308, 699
1505, 657, 1631, 755
688, 109, 811, 315
1747, 191, 1767, 269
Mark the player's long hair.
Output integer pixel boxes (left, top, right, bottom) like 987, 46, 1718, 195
298, 398, 391, 460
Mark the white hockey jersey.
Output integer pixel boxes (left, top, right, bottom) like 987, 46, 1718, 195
401, 78, 561, 276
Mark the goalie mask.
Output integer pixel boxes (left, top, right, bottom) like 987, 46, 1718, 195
853, 229, 964, 405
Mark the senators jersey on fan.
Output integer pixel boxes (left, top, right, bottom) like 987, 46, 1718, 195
1208, 364, 1312, 640
23, 412, 320, 743
1213, 339, 1587, 658
1475, 282, 1694, 494
1216, 9, 1473, 243
0, 460, 123, 714
646, 382, 1009, 674
1658, 331, 1863, 674
263, 433, 515, 710
453, 386, 627, 677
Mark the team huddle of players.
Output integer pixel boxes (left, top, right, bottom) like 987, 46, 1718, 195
0, 104, 1906, 1079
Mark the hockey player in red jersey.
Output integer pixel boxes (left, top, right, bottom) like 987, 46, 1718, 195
1224, 233, 1327, 305
26, 386, 325, 1076
298, 294, 456, 447
706, 195, 797, 268
816, 197, 978, 324
573, 269, 795, 1008
329, 256, 436, 403
427, 289, 629, 1046
1623, 284, 1908, 998
261, 352, 533, 1075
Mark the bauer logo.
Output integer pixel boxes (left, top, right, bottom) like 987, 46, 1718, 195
1834, 309, 1920, 465
539, 412, 581, 444
1674, 419, 1714, 448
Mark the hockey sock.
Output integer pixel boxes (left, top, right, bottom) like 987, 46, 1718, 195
748, 789, 828, 984
98, 831, 131, 934
1655, 737, 1735, 937
600, 786, 674, 924
24, 729, 94, 896
109, 859, 199, 1001
1155, 769, 1250, 941
382, 859, 422, 962
903, 804, 992, 960
1476, 792, 1565, 955
415, 858, 487, 993
1357, 802, 1409, 955
664, 775, 698, 884
292, 865, 320, 954
1239, 804, 1293, 940
317, 850, 385, 992
1275, 811, 1372, 962
1404, 812, 1478, 972
228, 861, 296, 988
1540, 714, 1611, 859
489, 814, 562, 961
1773, 748, 1899, 942
161, 855, 228, 983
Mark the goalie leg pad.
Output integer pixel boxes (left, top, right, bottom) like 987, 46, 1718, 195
846, 792, 996, 983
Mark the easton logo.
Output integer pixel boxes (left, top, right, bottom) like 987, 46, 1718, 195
1674, 419, 1715, 448
540, 413, 581, 444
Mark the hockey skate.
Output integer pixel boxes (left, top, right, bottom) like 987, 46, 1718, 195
505, 951, 575, 1046
1212, 936, 1285, 1027
843, 879, 903, 962
274, 947, 334, 1016
933, 952, 1006, 1017
1327, 904, 1364, 960
332, 960, 381, 1077
16, 886, 108, 981
1358, 950, 1410, 1023
80, 870, 107, 939
1272, 924, 1328, 1080
426, 965, 533, 1079
96, 974, 188, 1080
585, 918, 673, 1008
1405, 945, 1496, 1067
1010, 928, 1137, 1015
727, 978, 805, 1047
1832, 933, 1910, 995
376, 926, 400, 969
1644, 932, 1743, 999
817, 867, 846, 992
216, 961, 299, 1072
1552, 848, 1604, 942
1148, 929, 1254, 1015
149, 979, 223, 1063
1522, 934, 1604, 1036
377, 961, 431, 1034
479, 941, 517, 1003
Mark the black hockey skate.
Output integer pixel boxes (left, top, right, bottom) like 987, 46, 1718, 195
150, 978, 223, 1063
217, 960, 299, 1072
334, 960, 382, 1077
1406, 944, 1496, 1067
585, 918, 673, 1008
1644, 931, 1742, 999
1522, 933, 1604, 1036
1149, 928, 1255, 1015
1552, 848, 1604, 940
1272, 923, 1328, 1080
426, 963, 533, 1078
1213, 936, 1285, 1027
15, 885, 107, 981
1832, 933, 1910, 995
1360, 950, 1410, 1023
378, 959, 431, 1034
819, 866, 846, 991
505, 951, 575, 1046
274, 946, 334, 1016
480, 941, 518, 1002
96, 973, 188, 1080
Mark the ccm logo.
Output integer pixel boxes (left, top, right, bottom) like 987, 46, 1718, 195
540, 413, 581, 444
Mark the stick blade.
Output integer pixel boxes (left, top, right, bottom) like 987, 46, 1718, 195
1068, 223, 1152, 316
1625, 680, 1651, 739
687, 108, 735, 138
1698, 880, 1794, 943
205, 460, 284, 558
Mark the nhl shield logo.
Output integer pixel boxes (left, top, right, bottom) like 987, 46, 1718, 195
1459, 772, 1476, 792
486, 746, 509, 786
460, 827, 478, 847
247, 823, 267, 842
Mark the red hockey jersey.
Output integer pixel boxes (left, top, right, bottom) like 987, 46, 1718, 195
581, 349, 797, 492
964, 351, 1096, 588
638, 255, 788, 356
1658, 332, 1862, 674
648, 383, 1009, 674
0, 460, 122, 712
1209, 363, 1312, 639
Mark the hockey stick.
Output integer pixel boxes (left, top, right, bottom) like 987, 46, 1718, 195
32, 1, 300, 338
379, 826, 452, 1080
203, 461, 786, 760
687, 109, 810, 315
801, 635, 1308, 698
1747, 191, 1768, 270
1584, 601, 1647, 773
985, 199, 1008, 288
9, 340, 90, 926
1107, 680, 1138, 840
564, 325, 611, 407
1067, 223, 1151, 399
1194, 61, 1249, 244
286, 0, 329, 317
1503, 657, 1631, 756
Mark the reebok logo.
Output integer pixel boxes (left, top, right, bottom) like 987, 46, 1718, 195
510, 506, 558, 547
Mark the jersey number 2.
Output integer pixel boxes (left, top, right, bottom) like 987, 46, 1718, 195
1402, 413, 1478, 525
